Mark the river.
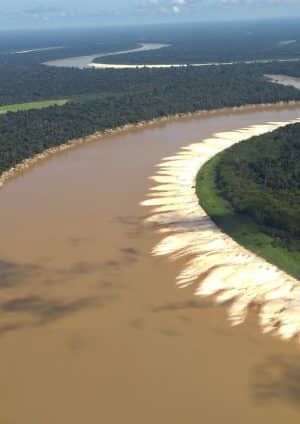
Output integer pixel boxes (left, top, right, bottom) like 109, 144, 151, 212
0, 104, 300, 423
42, 43, 300, 70
266, 74, 300, 90
44, 43, 168, 69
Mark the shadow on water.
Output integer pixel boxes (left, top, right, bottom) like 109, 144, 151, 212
252, 355, 300, 407
0, 257, 123, 337
0, 296, 99, 337
0, 259, 40, 288
0, 295, 97, 325
151, 299, 215, 313
113, 215, 148, 239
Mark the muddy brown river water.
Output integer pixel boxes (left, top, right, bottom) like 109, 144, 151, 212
1, 104, 300, 423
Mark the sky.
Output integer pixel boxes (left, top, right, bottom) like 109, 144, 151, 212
2, 0, 300, 29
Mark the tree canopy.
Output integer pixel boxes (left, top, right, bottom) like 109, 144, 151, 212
216, 123, 300, 250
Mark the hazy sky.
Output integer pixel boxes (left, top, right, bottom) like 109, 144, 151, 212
2, 0, 300, 29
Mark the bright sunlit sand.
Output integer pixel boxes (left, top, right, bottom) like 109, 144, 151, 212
142, 118, 300, 341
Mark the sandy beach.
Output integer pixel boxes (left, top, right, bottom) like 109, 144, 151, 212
143, 118, 300, 340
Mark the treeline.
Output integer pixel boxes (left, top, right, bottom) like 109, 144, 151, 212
0, 64, 157, 105
1, 66, 300, 176
4, 20, 300, 66
2, 22, 300, 106
1, 61, 300, 106
216, 123, 300, 250
96, 41, 300, 65
97, 27, 300, 65
251, 61, 300, 78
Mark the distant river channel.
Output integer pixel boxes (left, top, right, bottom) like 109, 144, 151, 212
266, 74, 300, 90
43, 43, 168, 69
44, 43, 300, 70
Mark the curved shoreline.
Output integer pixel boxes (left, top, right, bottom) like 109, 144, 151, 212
43, 43, 168, 69
196, 153, 300, 279
89, 57, 300, 70
266, 74, 300, 90
1, 100, 300, 191
41, 41, 300, 70
142, 116, 300, 342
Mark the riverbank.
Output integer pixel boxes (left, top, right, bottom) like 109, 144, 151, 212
196, 154, 300, 279
1, 100, 300, 190
44, 43, 168, 69
89, 58, 300, 70
142, 117, 300, 341
41, 40, 300, 70
2, 103, 300, 423
266, 74, 300, 89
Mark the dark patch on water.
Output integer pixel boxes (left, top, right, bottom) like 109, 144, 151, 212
0, 295, 97, 325
252, 355, 300, 406
0, 259, 40, 288
152, 299, 214, 313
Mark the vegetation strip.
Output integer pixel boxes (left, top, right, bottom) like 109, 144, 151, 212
2, 62, 300, 107
196, 153, 300, 280
0, 99, 68, 114
215, 124, 300, 255
0, 102, 295, 189
1, 61, 300, 178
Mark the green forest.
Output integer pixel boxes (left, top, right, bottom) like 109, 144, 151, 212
216, 123, 300, 251
0, 23, 299, 277
2, 20, 300, 106
93, 20, 300, 65
1, 65, 300, 177
1, 61, 300, 106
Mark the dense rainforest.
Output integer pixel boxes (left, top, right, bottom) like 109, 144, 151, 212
216, 123, 300, 250
93, 20, 300, 64
1, 21, 300, 202
3, 20, 300, 65
2, 20, 300, 107
1, 64, 300, 177
96, 41, 300, 65
0, 63, 300, 178
1, 61, 300, 106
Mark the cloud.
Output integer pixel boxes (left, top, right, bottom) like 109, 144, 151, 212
21, 5, 69, 22
2, 0, 300, 28
22, 6, 62, 15
191, 0, 299, 5
171, 0, 186, 13
142, 0, 187, 14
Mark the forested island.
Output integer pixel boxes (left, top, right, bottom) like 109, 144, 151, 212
196, 123, 300, 278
